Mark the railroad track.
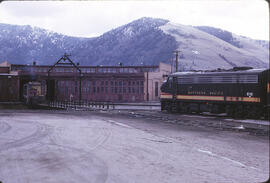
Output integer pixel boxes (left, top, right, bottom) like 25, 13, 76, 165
42, 101, 269, 136
110, 110, 269, 136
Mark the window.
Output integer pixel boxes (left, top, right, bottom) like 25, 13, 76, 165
140, 87, 144, 94
155, 82, 159, 97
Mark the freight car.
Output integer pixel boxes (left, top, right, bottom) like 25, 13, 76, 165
160, 67, 270, 119
23, 81, 46, 106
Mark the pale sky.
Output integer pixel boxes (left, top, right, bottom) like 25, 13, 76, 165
0, 0, 269, 40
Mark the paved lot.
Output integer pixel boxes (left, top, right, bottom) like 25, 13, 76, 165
0, 110, 269, 183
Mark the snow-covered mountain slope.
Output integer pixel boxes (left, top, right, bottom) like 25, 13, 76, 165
0, 17, 268, 70
231, 34, 269, 64
160, 22, 268, 70
195, 26, 269, 66
0, 23, 90, 65
71, 17, 177, 66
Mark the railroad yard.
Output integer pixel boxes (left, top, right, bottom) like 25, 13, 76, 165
0, 109, 269, 183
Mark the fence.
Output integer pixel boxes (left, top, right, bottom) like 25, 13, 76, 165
47, 100, 160, 111
48, 100, 115, 110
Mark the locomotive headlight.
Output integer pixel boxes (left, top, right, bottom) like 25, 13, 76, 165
246, 92, 253, 97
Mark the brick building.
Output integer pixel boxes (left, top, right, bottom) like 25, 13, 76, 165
0, 61, 20, 101
144, 62, 171, 101
1, 61, 170, 102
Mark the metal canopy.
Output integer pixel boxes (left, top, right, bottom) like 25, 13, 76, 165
47, 53, 82, 101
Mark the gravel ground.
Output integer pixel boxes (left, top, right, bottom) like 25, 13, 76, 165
0, 109, 269, 183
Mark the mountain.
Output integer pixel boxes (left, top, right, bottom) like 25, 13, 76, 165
0, 23, 90, 65
0, 17, 268, 70
71, 18, 177, 66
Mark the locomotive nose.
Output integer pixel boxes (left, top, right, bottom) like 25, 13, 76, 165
161, 82, 166, 91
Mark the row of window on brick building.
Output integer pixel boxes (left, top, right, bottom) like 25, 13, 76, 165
56, 80, 144, 95
12, 66, 159, 73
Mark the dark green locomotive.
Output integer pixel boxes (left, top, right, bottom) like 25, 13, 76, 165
160, 67, 270, 119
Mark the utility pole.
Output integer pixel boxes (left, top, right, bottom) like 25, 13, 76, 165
173, 50, 180, 72
170, 58, 173, 73
146, 71, 149, 101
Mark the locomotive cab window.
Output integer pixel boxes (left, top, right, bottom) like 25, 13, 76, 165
168, 77, 173, 88
168, 77, 173, 82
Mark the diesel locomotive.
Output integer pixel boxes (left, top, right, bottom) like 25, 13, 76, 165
160, 67, 270, 119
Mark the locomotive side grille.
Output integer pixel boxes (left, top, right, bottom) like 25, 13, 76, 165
198, 76, 212, 83
177, 77, 194, 84
221, 76, 237, 83
238, 75, 258, 83
176, 74, 258, 84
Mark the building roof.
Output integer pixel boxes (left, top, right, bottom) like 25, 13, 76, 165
0, 61, 10, 67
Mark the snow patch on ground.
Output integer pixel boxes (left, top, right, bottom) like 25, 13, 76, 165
107, 119, 133, 128
197, 148, 261, 171
224, 119, 269, 126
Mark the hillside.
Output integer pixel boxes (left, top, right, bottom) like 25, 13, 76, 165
0, 17, 268, 70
